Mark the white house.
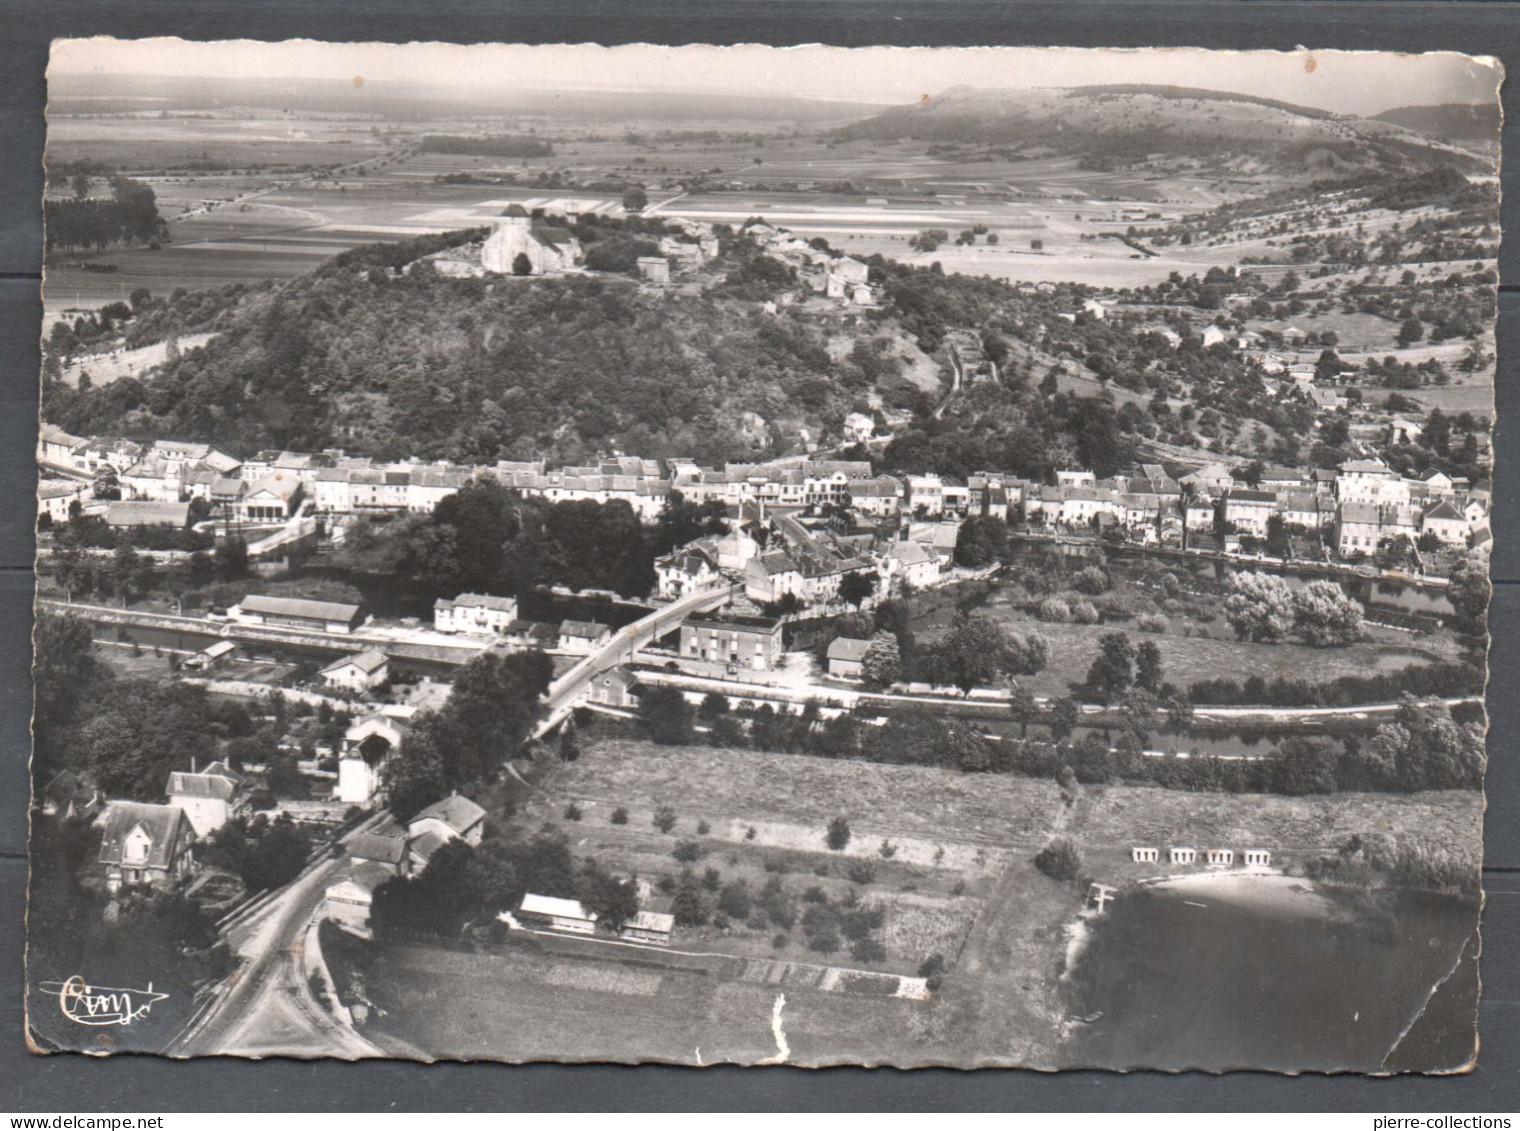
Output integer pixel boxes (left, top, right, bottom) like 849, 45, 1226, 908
434, 593, 519, 635
320, 648, 390, 694
337, 714, 406, 806
165, 760, 246, 838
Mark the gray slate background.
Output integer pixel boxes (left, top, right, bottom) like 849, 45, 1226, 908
0, 0, 1516, 1111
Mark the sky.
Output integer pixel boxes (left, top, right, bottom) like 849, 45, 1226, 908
49, 38, 1503, 118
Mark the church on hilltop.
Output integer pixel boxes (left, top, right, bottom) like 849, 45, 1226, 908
481, 205, 582, 275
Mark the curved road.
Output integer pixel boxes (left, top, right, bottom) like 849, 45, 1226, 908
171, 825, 384, 1058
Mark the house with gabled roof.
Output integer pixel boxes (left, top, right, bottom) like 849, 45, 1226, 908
41, 770, 102, 821
97, 801, 197, 893
1421, 499, 1469, 545
320, 648, 390, 694
166, 760, 247, 837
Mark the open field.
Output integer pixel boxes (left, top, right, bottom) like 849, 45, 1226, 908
327, 928, 942, 1065
44, 120, 1303, 313
329, 739, 1481, 1065
921, 582, 1463, 699
543, 737, 1066, 849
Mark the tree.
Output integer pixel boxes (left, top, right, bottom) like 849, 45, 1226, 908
1274, 736, 1338, 795
580, 865, 640, 934
1047, 696, 1081, 742
1292, 580, 1366, 646
838, 570, 877, 609
639, 686, 695, 745
671, 869, 709, 926
1008, 686, 1038, 738
859, 631, 902, 691
1135, 639, 1164, 694
929, 612, 1035, 694
1034, 838, 1082, 883
1224, 571, 1295, 643
511, 252, 533, 276
826, 817, 852, 852
954, 516, 1008, 568
214, 536, 248, 580
622, 186, 649, 213
1448, 551, 1491, 622
1085, 632, 1135, 701
1397, 316, 1425, 347
652, 805, 678, 834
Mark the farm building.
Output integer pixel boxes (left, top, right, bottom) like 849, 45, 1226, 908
621, 910, 675, 947
517, 893, 598, 935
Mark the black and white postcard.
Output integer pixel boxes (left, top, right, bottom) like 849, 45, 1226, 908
29, 39, 1499, 1070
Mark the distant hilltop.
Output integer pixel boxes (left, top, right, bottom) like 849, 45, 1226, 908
835, 84, 1489, 178
1373, 102, 1503, 142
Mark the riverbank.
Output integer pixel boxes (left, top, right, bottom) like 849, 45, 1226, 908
1056, 870, 1480, 1072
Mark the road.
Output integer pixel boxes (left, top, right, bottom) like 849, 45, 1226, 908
532, 583, 737, 738
170, 823, 385, 1058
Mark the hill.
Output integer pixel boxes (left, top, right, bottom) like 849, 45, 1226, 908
1373, 103, 1503, 142
836, 85, 1484, 179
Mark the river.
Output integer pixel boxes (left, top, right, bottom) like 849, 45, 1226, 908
1059, 874, 1479, 1072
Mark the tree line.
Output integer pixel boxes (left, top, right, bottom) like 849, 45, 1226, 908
45, 176, 167, 253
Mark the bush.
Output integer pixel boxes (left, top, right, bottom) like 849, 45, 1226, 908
1134, 613, 1168, 634
610, 807, 629, 825
1038, 596, 1072, 623
696, 819, 711, 836
1070, 599, 1101, 625
744, 825, 757, 841
718, 882, 753, 920
672, 840, 703, 863
807, 928, 842, 955
802, 885, 829, 904
652, 805, 678, 833
847, 861, 877, 885
851, 938, 888, 963
562, 802, 583, 821
826, 816, 852, 851
878, 839, 897, 859
772, 933, 789, 950
1072, 566, 1111, 596
1034, 837, 1083, 883
702, 867, 722, 892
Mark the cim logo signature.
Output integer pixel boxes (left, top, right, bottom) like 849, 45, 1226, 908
39, 976, 168, 1026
